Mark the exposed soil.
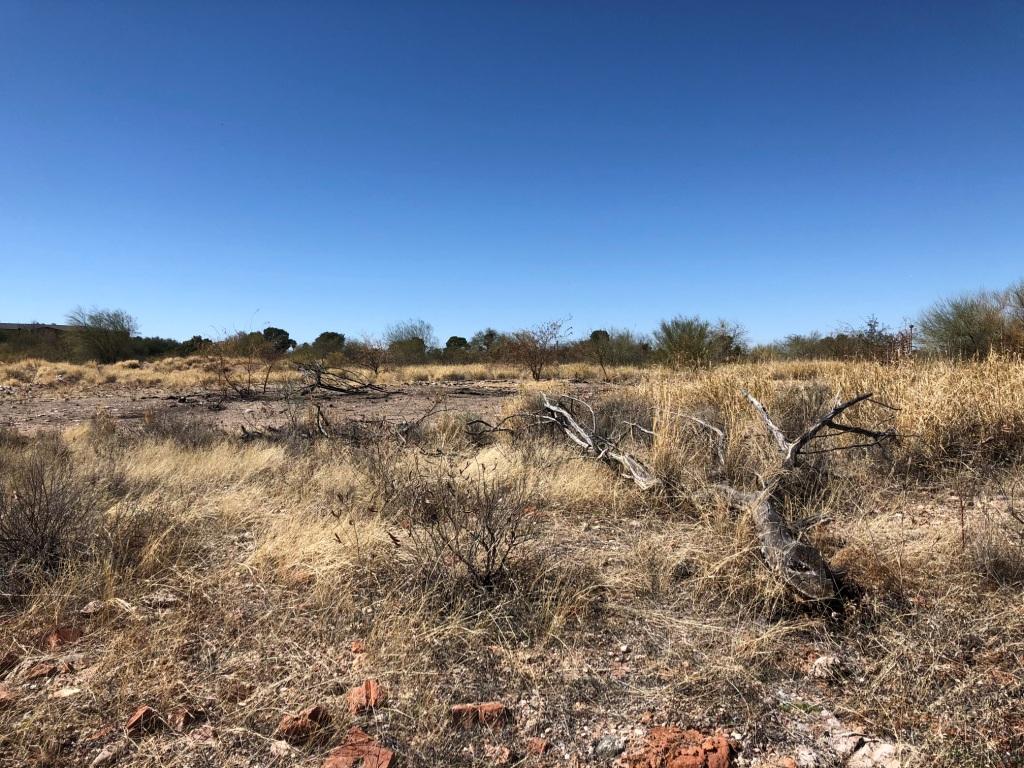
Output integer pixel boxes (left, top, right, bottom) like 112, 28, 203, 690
0, 380, 614, 435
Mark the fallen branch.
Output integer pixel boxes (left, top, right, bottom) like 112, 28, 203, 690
743, 390, 897, 468
719, 485, 839, 601
296, 362, 388, 397
539, 394, 660, 491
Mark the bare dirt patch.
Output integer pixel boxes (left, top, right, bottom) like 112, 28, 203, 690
0, 380, 613, 436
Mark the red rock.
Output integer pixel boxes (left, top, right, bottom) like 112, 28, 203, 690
451, 701, 507, 729
167, 706, 202, 732
777, 759, 798, 768
42, 625, 82, 651
351, 640, 367, 654
24, 660, 59, 680
619, 727, 733, 768
125, 705, 161, 735
323, 726, 395, 768
451, 703, 479, 728
0, 684, 16, 709
477, 701, 507, 726
276, 705, 331, 743
526, 737, 551, 755
347, 679, 385, 714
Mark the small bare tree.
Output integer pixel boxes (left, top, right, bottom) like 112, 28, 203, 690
505, 320, 568, 380
345, 335, 388, 375
210, 331, 286, 398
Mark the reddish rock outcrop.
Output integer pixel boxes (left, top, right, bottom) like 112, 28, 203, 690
618, 727, 733, 768
347, 679, 385, 714
323, 726, 394, 768
276, 705, 331, 743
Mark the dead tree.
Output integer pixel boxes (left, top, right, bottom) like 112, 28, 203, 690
742, 390, 896, 469
537, 394, 660, 491
536, 389, 896, 603
296, 361, 387, 397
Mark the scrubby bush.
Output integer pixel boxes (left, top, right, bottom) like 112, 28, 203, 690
761, 317, 900, 361
504, 320, 568, 380
918, 283, 1024, 358
0, 434, 95, 572
654, 315, 745, 367
212, 330, 288, 397
345, 336, 388, 373
384, 319, 436, 364
404, 464, 538, 588
66, 307, 138, 363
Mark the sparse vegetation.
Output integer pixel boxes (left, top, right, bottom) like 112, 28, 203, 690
1, 354, 1022, 766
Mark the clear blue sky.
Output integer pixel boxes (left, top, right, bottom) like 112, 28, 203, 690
2, 2, 1022, 344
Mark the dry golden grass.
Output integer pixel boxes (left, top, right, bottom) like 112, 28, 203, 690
0, 357, 645, 391
1, 358, 1022, 766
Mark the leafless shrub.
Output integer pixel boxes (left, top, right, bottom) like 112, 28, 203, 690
209, 331, 287, 398
403, 463, 539, 589
504, 320, 568, 380
0, 434, 96, 572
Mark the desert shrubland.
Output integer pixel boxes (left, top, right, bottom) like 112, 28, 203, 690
0, 358, 1022, 766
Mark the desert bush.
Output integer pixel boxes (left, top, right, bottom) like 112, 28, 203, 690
654, 315, 746, 367
763, 317, 901, 361
919, 279, 1024, 358
403, 463, 539, 589
0, 434, 96, 572
385, 319, 436, 364
211, 330, 290, 397
66, 307, 138, 363
504, 320, 568, 380
344, 336, 388, 374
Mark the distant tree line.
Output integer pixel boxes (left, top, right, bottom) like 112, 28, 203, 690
2, 278, 1022, 369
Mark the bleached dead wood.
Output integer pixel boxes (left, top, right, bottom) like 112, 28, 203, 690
718, 485, 839, 601
742, 390, 896, 468
528, 389, 895, 603
539, 394, 660, 491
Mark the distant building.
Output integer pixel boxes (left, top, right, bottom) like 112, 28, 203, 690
0, 323, 74, 332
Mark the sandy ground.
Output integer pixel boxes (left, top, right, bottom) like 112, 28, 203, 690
0, 380, 612, 435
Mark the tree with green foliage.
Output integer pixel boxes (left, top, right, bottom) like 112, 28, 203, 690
470, 328, 501, 356
180, 335, 213, 356
311, 331, 346, 357
262, 327, 296, 353
65, 307, 138, 363
653, 315, 745, 367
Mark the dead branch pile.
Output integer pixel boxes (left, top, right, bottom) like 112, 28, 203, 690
296, 361, 388, 397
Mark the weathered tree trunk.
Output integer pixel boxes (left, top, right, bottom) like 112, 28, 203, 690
720, 486, 839, 601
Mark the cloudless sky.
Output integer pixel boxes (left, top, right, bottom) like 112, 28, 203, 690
2, 1, 1022, 344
